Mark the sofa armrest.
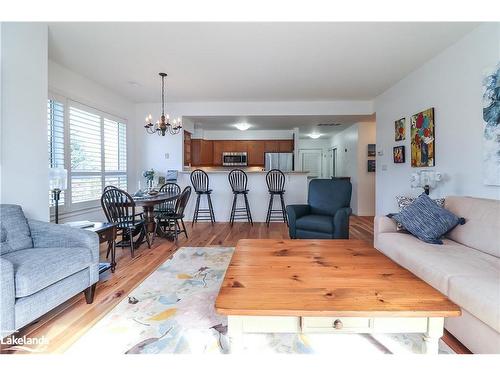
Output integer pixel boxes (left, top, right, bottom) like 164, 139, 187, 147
333, 207, 352, 239
0, 258, 15, 337
28, 220, 99, 262
374, 216, 398, 234
286, 205, 310, 239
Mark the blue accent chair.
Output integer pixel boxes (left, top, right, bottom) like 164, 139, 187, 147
0, 204, 99, 339
286, 179, 352, 239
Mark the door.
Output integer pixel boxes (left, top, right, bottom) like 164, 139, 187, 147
299, 149, 323, 179
331, 148, 337, 178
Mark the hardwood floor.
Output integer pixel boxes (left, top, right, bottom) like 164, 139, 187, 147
1, 216, 470, 354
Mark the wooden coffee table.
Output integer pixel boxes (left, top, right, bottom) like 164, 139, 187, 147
215, 239, 461, 354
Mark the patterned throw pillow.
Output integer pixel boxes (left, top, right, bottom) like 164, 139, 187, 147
395, 196, 445, 231
387, 193, 465, 244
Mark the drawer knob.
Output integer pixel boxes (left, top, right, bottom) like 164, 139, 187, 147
333, 319, 343, 329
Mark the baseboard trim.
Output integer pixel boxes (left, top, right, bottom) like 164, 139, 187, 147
443, 329, 472, 354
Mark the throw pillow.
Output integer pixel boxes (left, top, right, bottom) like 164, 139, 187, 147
387, 193, 465, 244
395, 196, 445, 231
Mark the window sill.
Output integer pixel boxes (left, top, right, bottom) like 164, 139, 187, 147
50, 205, 102, 222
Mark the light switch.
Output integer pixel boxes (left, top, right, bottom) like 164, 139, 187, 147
382, 164, 388, 171
165, 153, 169, 159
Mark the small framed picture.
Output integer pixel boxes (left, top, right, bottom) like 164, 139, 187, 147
367, 160, 376, 172
395, 118, 406, 141
393, 145, 405, 163
367, 144, 376, 157
158, 176, 166, 185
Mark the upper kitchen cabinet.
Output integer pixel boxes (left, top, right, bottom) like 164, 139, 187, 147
247, 141, 265, 165
264, 140, 279, 153
278, 139, 294, 152
212, 141, 224, 165
191, 139, 214, 166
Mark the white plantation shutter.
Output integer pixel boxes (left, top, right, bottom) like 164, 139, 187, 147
69, 105, 103, 206
104, 118, 127, 190
47, 99, 65, 207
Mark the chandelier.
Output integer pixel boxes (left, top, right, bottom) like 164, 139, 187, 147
144, 73, 182, 136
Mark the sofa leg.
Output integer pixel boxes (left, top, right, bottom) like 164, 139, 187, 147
84, 283, 97, 304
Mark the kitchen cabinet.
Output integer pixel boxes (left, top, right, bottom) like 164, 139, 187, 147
264, 140, 279, 153
184, 131, 192, 166
247, 141, 265, 165
213, 141, 224, 165
278, 139, 294, 152
191, 139, 213, 166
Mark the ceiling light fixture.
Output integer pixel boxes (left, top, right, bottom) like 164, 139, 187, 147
308, 133, 322, 139
234, 123, 251, 131
144, 73, 182, 136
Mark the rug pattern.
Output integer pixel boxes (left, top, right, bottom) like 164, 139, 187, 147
68, 247, 453, 354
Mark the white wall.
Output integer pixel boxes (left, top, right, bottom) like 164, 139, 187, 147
1, 23, 49, 220
375, 23, 500, 215
330, 122, 376, 215
48, 60, 137, 222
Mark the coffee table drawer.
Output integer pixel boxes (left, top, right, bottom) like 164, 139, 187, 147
301, 317, 371, 333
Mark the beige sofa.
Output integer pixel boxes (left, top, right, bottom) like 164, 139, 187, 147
374, 196, 500, 354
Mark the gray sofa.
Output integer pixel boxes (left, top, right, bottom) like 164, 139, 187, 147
375, 196, 500, 354
1, 204, 99, 338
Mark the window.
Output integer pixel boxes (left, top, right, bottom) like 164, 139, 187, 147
47, 95, 128, 212
47, 98, 65, 207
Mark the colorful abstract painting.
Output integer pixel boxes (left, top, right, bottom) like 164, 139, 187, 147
411, 108, 435, 167
395, 118, 406, 141
393, 146, 405, 163
482, 63, 500, 186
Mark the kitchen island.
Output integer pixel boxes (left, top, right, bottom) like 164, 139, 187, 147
178, 167, 309, 222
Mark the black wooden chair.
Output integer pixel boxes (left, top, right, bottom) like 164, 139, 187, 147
265, 169, 287, 226
101, 187, 150, 258
190, 169, 215, 224
159, 186, 192, 243
154, 183, 181, 230
228, 169, 253, 225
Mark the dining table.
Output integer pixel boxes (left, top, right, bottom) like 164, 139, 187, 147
132, 190, 180, 245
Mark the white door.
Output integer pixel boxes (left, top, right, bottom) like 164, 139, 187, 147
299, 149, 323, 179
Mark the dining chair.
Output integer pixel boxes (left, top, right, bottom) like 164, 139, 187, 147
159, 186, 192, 243
100, 187, 150, 258
265, 169, 287, 226
155, 183, 181, 228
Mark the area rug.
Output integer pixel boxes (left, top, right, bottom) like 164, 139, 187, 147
67, 247, 453, 354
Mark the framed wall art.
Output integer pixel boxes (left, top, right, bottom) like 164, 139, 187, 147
410, 107, 435, 167
395, 118, 406, 141
393, 145, 405, 163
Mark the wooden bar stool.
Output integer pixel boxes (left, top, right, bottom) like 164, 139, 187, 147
190, 169, 216, 224
228, 169, 253, 226
265, 169, 288, 226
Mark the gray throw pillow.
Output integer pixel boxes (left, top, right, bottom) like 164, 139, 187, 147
395, 196, 445, 232
388, 193, 465, 244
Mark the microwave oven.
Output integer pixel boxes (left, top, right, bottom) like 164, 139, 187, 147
222, 152, 248, 166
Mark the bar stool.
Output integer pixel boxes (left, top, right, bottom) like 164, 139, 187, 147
265, 169, 287, 226
190, 169, 215, 224
228, 169, 253, 225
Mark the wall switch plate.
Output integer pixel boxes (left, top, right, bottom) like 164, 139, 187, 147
382, 164, 388, 171
164, 153, 169, 159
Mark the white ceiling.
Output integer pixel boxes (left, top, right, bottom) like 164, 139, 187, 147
48, 22, 478, 103
187, 114, 375, 137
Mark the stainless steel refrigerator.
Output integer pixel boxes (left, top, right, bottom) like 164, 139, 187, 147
265, 152, 294, 172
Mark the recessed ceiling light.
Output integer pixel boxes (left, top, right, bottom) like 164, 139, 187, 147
234, 123, 251, 131
127, 81, 141, 87
308, 133, 322, 139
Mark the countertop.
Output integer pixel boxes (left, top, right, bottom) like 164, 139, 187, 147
180, 167, 309, 174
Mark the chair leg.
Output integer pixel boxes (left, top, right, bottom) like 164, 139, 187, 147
229, 193, 237, 226
84, 283, 97, 304
181, 218, 188, 238
280, 193, 288, 225
244, 193, 253, 225
129, 228, 136, 258
174, 220, 179, 244
207, 194, 216, 223
266, 194, 274, 227
192, 194, 201, 225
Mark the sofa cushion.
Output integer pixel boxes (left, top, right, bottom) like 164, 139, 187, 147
2, 246, 94, 297
388, 193, 465, 244
295, 214, 334, 233
0, 204, 33, 254
375, 232, 500, 295
448, 275, 500, 332
444, 196, 500, 258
